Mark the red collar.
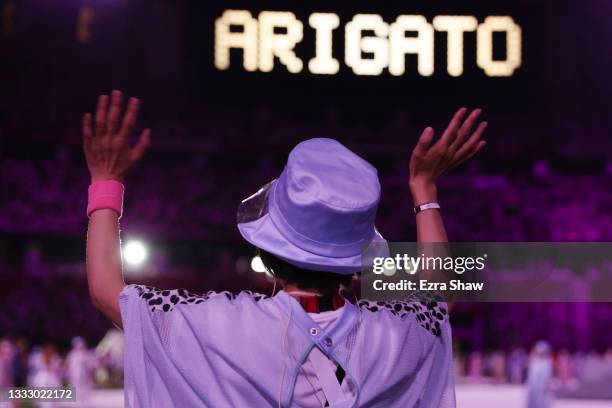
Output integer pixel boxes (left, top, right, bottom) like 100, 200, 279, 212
293, 294, 345, 313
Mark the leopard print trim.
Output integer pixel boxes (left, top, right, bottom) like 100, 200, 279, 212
357, 296, 447, 337
131, 285, 445, 336
132, 285, 269, 313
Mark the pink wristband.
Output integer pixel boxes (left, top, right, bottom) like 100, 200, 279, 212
87, 180, 125, 218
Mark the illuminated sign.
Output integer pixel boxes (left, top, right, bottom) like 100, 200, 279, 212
214, 10, 522, 77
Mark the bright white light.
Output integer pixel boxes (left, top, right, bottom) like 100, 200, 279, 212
213, 9, 524, 78
251, 256, 266, 273
389, 15, 435, 77
308, 13, 340, 75
345, 14, 389, 76
433, 16, 478, 77
477, 16, 522, 77
123, 240, 148, 266
214, 10, 259, 71
383, 263, 397, 276
258, 11, 304, 73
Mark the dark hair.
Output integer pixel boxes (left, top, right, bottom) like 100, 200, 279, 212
257, 249, 352, 295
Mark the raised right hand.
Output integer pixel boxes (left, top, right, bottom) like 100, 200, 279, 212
408, 107, 487, 204
83, 90, 151, 183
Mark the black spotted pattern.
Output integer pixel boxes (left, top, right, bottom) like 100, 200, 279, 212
133, 285, 268, 313
357, 293, 447, 337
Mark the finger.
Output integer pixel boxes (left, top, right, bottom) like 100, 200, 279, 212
119, 97, 140, 139
413, 127, 435, 155
94, 94, 109, 136
82, 113, 93, 140
106, 90, 123, 136
455, 141, 486, 167
439, 107, 468, 146
130, 129, 151, 163
82, 114, 93, 153
450, 108, 481, 152
453, 121, 488, 162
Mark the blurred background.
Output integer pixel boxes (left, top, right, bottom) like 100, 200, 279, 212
0, 0, 611, 406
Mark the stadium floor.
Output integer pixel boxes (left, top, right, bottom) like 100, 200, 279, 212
60, 385, 612, 407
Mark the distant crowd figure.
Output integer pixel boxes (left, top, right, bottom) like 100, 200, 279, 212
454, 344, 612, 388
0, 331, 124, 407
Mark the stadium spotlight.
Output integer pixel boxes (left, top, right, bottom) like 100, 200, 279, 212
251, 256, 266, 273
123, 240, 148, 266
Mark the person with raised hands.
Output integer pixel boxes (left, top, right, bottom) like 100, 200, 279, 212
83, 91, 487, 407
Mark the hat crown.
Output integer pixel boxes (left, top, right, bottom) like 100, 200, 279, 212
269, 138, 380, 257
285, 138, 380, 209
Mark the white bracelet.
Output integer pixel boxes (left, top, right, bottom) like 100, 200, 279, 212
413, 202, 440, 214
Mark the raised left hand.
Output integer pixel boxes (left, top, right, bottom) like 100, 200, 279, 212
83, 90, 151, 183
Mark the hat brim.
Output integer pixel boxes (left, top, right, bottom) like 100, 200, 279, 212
238, 213, 388, 275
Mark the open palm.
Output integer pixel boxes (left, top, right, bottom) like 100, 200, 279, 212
83, 90, 151, 182
410, 107, 487, 187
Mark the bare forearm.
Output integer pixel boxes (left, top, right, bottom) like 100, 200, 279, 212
411, 180, 453, 309
411, 182, 448, 243
86, 209, 125, 326
403, 107, 486, 309
82, 90, 151, 326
